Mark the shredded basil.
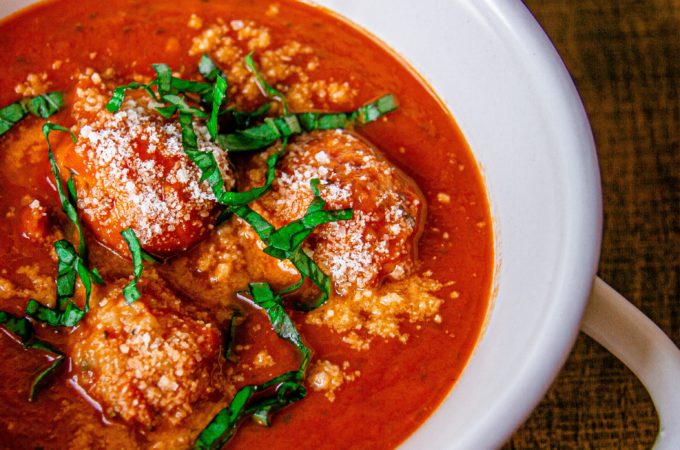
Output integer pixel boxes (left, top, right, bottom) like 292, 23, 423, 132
244, 52, 289, 114
198, 54, 223, 82
229, 181, 350, 310
27, 125, 104, 327
264, 179, 352, 260
0, 311, 66, 401
228, 102, 271, 129
44, 123, 88, 259
158, 94, 208, 119
107, 82, 158, 113
25, 240, 103, 327
21, 92, 64, 119
230, 205, 275, 240
216, 115, 301, 151
0, 92, 64, 136
197, 54, 229, 140
195, 283, 309, 449
223, 311, 242, 363
120, 228, 157, 303
208, 75, 228, 140
216, 94, 397, 152
0, 103, 27, 136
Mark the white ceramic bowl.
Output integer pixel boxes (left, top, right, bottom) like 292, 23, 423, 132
2, 0, 679, 448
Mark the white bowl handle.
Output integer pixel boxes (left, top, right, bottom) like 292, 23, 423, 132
581, 277, 680, 449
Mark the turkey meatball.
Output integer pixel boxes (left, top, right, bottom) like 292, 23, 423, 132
245, 130, 423, 295
56, 73, 235, 257
69, 276, 227, 430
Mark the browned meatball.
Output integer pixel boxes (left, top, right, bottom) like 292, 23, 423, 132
69, 276, 227, 430
246, 130, 423, 295
56, 73, 235, 257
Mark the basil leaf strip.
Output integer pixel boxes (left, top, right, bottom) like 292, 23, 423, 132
0, 103, 28, 136
107, 82, 158, 113
198, 54, 224, 82
0, 311, 66, 401
263, 179, 353, 260
208, 75, 228, 140
244, 52, 289, 114
198, 54, 229, 136
25, 240, 103, 327
217, 115, 301, 151
44, 123, 88, 260
21, 92, 64, 119
178, 101, 284, 207
231, 180, 351, 310
216, 94, 398, 152
223, 311, 242, 363
121, 228, 157, 303
228, 102, 271, 129
0, 92, 64, 136
195, 283, 310, 450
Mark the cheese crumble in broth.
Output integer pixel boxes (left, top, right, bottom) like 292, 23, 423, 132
308, 360, 360, 402
189, 19, 356, 110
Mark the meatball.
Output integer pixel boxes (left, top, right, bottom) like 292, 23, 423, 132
56, 73, 235, 257
246, 130, 423, 295
70, 276, 227, 430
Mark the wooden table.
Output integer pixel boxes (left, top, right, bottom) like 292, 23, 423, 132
505, 1, 680, 448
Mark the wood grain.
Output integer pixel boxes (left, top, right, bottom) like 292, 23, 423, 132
505, 1, 680, 448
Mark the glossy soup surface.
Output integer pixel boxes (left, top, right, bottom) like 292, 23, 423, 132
0, 0, 493, 448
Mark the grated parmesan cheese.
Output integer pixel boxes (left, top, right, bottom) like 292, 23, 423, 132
60, 73, 236, 256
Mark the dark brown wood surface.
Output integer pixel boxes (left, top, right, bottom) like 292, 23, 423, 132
505, 1, 679, 448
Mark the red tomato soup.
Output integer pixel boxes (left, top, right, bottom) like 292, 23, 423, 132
0, 0, 493, 448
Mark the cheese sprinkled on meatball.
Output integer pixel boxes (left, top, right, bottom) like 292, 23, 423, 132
58, 73, 235, 257
70, 277, 229, 429
246, 130, 422, 295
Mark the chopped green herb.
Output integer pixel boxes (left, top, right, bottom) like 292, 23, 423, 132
249, 283, 310, 366
44, 123, 88, 259
153, 63, 173, 96
208, 75, 228, 140
351, 93, 398, 124
0, 92, 64, 136
228, 102, 271, 129
216, 94, 398, 152
106, 81, 157, 113
158, 94, 208, 119
216, 115, 301, 151
120, 228, 156, 303
195, 385, 255, 450
0, 103, 28, 136
26, 339, 66, 401
198, 54, 224, 82
288, 249, 334, 311
21, 92, 64, 119
195, 283, 310, 450
229, 205, 275, 240
25, 240, 103, 327
172, 96, 285, 208
263, 179, 352, 260
219, 136, 288, 206
244, 52, 289, 114
0, 311, 65, 401
223, 311, 242, 363
230, 180, 350, 310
